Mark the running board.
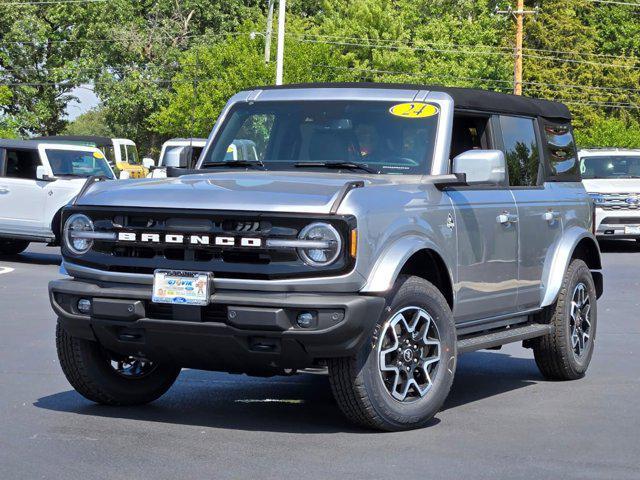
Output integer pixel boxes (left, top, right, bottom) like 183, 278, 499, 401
457, 323, 553, 354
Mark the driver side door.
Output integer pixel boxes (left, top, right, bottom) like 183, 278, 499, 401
445, 113, 519, 324
0, 148, 48, 238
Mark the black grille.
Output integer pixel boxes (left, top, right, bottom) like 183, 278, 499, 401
601, 217, 640, 225
62, 206, 356, 280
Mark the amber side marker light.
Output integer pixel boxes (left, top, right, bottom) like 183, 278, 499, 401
350, 229, 358, 258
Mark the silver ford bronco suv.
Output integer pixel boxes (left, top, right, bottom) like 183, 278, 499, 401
50, 83, 603, 431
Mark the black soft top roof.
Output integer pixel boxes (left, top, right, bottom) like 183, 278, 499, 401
251, 82, 572, 121
34, 135, 113, 146
0, 139, 40, 149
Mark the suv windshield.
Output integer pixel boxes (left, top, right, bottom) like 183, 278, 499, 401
581, 155, 640, 179
46, 149, 114, 179
203, 101, 439, 174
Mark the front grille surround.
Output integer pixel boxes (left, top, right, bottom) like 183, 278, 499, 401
62, 206, 356, 280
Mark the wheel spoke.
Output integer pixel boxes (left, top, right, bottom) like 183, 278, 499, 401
378, 306, 441, 403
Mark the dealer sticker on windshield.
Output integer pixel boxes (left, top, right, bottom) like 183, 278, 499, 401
152, 270, 211, 306
389, 102, 439, 119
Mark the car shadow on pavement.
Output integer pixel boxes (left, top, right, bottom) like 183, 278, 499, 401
0, 251, 61, 266
34, 350, 542, 434
598, 239, 640, 253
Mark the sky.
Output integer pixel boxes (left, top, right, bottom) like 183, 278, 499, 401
65, 84, 100, 120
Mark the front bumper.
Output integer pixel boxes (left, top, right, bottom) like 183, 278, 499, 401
595, 207, 640, 239
49, 278, 385, 375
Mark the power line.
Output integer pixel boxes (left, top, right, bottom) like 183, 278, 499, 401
291, 32, 638, 62
313, 64, 640, 96
0, 0, 107, 5
289, 35, 640, 71
584, 0, 640, 7
0, 31, 249, 46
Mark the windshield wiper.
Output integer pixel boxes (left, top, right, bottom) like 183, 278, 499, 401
202, 160, 265, 169
294, 161, 377, 174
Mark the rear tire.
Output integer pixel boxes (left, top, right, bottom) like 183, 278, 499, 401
533, 259, 597, 380
56, 321, 181, 405
0, 239, 29, 255
328, 275, 456, 431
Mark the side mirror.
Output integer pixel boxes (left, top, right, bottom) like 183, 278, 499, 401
142, 157, 155, 169
452, 149, 507, 186
36, 165, 57, 182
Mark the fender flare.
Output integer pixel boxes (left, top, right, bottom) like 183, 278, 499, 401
540, 227, 602, 308
360, 235, 454, 295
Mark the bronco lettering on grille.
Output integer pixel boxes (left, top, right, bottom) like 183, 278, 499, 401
117, 232, 263, 248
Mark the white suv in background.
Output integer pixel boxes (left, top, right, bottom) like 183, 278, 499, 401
0, 140, 115, 255
579, 148, 640, 241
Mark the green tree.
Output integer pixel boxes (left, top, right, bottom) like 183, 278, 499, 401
0, 86, 18, 138
0, 1, 111, 135
64, 108, 113, 137
575, 117, 640, 149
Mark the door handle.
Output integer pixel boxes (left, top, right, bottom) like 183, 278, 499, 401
497, 213, 518, 225
543, 211, 560, 222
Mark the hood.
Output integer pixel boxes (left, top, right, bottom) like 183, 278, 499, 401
582, 178, 640, 194
77, 171, 390, 214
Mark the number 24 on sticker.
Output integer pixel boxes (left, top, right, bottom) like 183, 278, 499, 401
389, 102, 439, 119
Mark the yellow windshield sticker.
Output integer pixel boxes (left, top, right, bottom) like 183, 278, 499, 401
227, 146, 234, 153
93, 151, 105, 159
389, 102, 438, 119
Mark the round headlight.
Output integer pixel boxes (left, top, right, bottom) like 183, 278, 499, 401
64, 214, 94, 255
297, 222, 342, 267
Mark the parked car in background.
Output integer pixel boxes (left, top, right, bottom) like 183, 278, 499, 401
0, 140, 115, 255
36, 135, 150, 179
51, 84, 602, 431
579, 148, 640, 241
150, 138, 206, 178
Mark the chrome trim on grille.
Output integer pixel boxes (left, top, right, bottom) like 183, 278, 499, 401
265, 239, 332, 249
589, 192, 640, 210
70, 231, 118, 240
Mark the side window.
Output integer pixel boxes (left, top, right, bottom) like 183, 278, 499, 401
543, 122, 579, 180
5, 149, 41, 180
118, 144, 127, 164
450, 115, 491, 159
499, 116, 540, 187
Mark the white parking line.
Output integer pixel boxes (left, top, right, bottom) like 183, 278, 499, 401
0, 266, 15, 275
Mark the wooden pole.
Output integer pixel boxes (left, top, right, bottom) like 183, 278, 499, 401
514, 0, 524, 95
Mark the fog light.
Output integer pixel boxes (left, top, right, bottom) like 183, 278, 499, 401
77, 298, 91, 314
296, 311, 316, 328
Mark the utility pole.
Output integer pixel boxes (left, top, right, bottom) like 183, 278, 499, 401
264, 0, 275, 63
494, 2, 539, 95
275, 0, 286, 85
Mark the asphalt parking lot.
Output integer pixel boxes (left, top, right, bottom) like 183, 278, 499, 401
1, 243, 639, 480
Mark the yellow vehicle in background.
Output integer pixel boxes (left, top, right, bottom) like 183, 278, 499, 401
35, 136, 150, 178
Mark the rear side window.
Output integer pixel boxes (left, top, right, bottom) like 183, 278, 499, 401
5, 149, 41, 180
543, 122, 579, 181
499, 115, 540, 187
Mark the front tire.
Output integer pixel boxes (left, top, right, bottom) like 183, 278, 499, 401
0, 239, 29, 255
56, 322, 181, 405
328, 275, 456, 431
533, 259, 597, 380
